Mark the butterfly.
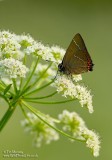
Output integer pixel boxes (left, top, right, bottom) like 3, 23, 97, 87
58, 33, 94, 75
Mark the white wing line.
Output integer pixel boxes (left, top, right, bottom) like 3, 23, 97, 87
73, 39, 81, 50
74, 55, 86, 64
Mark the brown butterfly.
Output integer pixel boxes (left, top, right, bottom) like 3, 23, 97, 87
58, 33, 94, 75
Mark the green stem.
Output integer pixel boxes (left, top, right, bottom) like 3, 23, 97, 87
0, 83, 5, 90
0, 93, 10, 105
0, 80, 7, 87
19, 103, 33, 124
19, 103, 59, 124
23, 98, 75, 104
21, 100, 85, 142
19, 55, 27, 90
12, 78, 17, 93
0, 89, 22, 131
0, 104, 17, 132
24, 80, 54, 96
30, 62, 53, 88
22, 57, 40, 91
0, 81, 13, 95
23, 91, 57, 100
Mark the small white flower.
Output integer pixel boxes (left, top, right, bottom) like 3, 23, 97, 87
54, 75, 93, 113
0, 31, 66, 64
25, 43, 65, 63
82, 128, 100, 157
25, 41, 45, 55
38, 46, 55, 61
54, 74, 77, 97
0, 58, 29, 78
72, 74, 82, 82
18, 34, 35, 46
21, 112, 59, 147
0, 31, 24, 60
50, 45, 65, 63
58, 110, 86, 138
76, 85, 93, 113
58, 110, 100, 157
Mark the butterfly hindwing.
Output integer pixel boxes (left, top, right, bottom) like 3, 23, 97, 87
62, 33, 93, 74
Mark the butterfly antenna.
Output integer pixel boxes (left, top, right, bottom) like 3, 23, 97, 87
46, 59, 59, 65
54, 70, 59, 79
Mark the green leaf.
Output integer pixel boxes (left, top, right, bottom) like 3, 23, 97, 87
4, 84, 12, 95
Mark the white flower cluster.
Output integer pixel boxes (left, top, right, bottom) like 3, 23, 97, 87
0, 31, 23, 60
21, 112, 59, 147
54, 75, 93, 113
58, 110, 85, 138
58, 110, 100, 157
0, 30, 65, 79
76, 84, 93, 113
0, 58, 29, 78
25, 43, 65, 63
82, 129, 100, 157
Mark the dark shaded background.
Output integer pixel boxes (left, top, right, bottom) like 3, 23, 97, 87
0, 0, 112, 159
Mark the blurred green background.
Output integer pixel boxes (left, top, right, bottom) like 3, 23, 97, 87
0, 0, 112, 159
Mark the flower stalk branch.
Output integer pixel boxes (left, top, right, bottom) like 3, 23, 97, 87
21, 100, 85, 143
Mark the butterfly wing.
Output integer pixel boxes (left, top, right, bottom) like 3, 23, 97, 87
62, 33, 93, 74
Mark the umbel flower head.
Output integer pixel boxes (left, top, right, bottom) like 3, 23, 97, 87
21, 112, 59, 147
0, 30, 100, 157
54, 74, 93, 113
0, 58, 29, 78
59, 110, 100, 157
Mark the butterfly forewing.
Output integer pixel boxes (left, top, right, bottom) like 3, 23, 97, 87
62, 33, 93, 74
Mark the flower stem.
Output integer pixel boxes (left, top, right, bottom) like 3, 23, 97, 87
24, 79, 55, 96
23, 98, 75, 104
23, 91, 57, 99
0, 91, 21, 131
30, 62, 53, 88
22, 57, 40, 91
0, 105, 17, 131
21, 100, 85, 142
19, 55, 27, 90
0, 93, 10, 105
19, 103, 33, 124
12, 78, 18, 93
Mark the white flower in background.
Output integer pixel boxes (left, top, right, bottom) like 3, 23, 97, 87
58, 110, 100, 157
0, 77, 12, 85
54, 75, 93, 113
21, 112, 59, 147
58, 110, 86, 138
0, 58, 29, 78
35, 63, 56, 81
